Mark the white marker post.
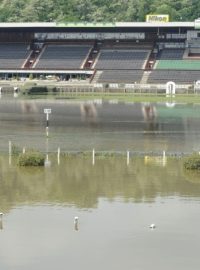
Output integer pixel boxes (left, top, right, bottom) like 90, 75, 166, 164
8, 141, 12, 165
44, 138, 51, 167
92, 149, 95, 165
162, 150, 167, 167
14, 87, 18, 98
127, 150, 130, 166
44, 108, 52, 137
57, 147, 60, 165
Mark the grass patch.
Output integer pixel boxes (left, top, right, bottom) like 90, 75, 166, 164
18, 151, 45, 166
183, 153, 200, 170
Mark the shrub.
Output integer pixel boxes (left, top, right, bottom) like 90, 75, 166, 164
11, 144, 21, 155
28, 86, 48, 94
18, 151, 45, 166
183, 153, 200, 170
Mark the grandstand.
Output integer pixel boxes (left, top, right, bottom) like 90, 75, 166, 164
97, 70, 144, 83
94, 49, 150, 70
0, 43, 30, 69
35, 44, 92, 69
0, 21, 199, 86
147, 70, 200, 84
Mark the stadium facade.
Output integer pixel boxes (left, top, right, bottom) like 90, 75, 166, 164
0, 21, 200, 86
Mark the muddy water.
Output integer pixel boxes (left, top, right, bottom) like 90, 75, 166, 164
0, 156, 200, 270
0, 98, 200, 153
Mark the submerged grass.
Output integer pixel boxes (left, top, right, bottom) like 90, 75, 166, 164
19, 92, 200, 104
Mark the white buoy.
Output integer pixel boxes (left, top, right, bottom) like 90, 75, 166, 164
74, 216, 79, 231
74, 216, 79, 223
149, 224, 156, 229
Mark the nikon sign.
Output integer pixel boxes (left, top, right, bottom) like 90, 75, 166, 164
146, 14, 169, 23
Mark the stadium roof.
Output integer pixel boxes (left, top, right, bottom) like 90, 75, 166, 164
0, 22, 195, 28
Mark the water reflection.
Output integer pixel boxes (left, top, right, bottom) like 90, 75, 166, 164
0, 156, 200, 213
0, 220, 3, 230
80, 103, 97, 124
0, 213, 3, 230
0, 99, 200, 153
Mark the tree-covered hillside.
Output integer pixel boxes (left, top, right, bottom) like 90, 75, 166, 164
0, 0, 199, 22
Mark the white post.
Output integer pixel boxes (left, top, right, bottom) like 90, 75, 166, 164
46, 113, 49, 137
46, 127, 49, 137
13, 87, 18, 98
57, 147, 60, 165
162, 150, 167, 167
9, 141, 12, 165
163, 150, 166, 159
45, 137, 51, 167
92, 149, 95, 165
127, 150, 130, 165
22, 147, 26, 154
9, 141, 12, 156
44, 109, 51, 137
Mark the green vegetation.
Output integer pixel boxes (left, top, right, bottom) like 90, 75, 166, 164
18, 150, 45, 166
0, 0, 199, 22
183, 153, 200, 170
21, 83, 57, 95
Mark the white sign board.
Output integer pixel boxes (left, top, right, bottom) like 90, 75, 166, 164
44, 109, 52, 114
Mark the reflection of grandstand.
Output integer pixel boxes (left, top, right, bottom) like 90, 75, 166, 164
0, 21, 200, 85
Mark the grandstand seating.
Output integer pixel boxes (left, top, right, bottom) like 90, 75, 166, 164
155, 48, 200, 72
157, 49, 185, 60
147, 70, 200, 84
0, 43, 30, 69
97, 70, 144, 83
156, 60, 200, 70
35, 44, 91, 69
95, 49, 149, 70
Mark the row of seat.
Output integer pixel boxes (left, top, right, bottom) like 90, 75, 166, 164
0, 43, 30, 68
36, 45, 91, 69
96, 70, 200, 84
148, 70, 200, 84
157, 49, 185, 60
95, 50, 149, 70
98, 70, 144, 83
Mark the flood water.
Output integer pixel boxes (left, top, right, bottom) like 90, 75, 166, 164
0, 96, 200, 269
0, 96, 200, 153
0, 156, 200, 270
